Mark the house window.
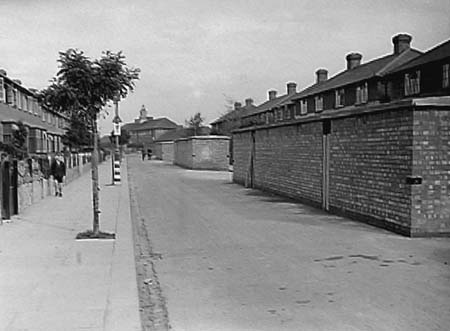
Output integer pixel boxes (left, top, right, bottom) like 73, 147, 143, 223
294, 102, 301, 118
335, 88, 345, 108
404, 70, 420, 96
5, 84, 14, 104
13, 89, 18, 107
300, 99, 307, 115
285, 106, 291, 120
443, 64, 449, 88
0, 77, 5, 103
356, 82, 368, 104
314, 95, 323, 112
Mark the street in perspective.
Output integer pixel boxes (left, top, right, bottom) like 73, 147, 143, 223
128, 156, 450, 331
1, 1, 450, 331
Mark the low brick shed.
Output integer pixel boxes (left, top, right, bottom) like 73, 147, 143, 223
233, 100, 450, 237
174, 136, 230, 170
154, 141, 174, 162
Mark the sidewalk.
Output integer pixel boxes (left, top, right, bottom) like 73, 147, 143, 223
0, 159, 141, 331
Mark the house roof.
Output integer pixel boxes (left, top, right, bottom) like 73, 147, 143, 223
243, 93, 295, 118
388, 39, 450, 73
154, 126, 211, 142
289, 48, 422, 102
122, 117, 179, 131
211, 103, 258, 125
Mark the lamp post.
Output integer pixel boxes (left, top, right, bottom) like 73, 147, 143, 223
112, 95, 122, 158
112, 95, 122, 184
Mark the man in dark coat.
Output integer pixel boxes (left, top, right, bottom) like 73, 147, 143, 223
51, 153, 66, 197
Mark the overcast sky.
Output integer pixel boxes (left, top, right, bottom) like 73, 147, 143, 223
1, 0, 449, 135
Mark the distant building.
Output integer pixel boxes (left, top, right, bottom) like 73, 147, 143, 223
210, 98, 257, 135
0, 68, 68, 154
153, 126, 210, 161
121, 105, 180, 149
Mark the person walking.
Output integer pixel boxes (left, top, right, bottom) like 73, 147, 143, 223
51, 153, 66, 197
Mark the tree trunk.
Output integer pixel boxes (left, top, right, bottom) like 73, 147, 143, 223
91, 117, 100, 235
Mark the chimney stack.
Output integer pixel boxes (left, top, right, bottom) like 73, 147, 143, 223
392, 34, 412, 54
245, 98, 253, 107
316, 69, 328, 84
234, 102, 242, 110
13, 79, 22, 85
346, 53, 362, 70
268, 90, 277, 100
0, 69, 7, 76
287, 82, 297, 94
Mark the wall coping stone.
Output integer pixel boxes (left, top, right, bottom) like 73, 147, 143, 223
175, 135, 231, 142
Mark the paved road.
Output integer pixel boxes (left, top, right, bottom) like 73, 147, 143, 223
128, 155, 450, 331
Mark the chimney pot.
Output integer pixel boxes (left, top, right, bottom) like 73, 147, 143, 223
13, 79, 22, 85
234, 102, 242, 110
268, 90, 277, 100
392, 33, 412, 54
287, 82, 297, 94
346, 53, 362, 70
245, 98, 253, 106
316, 69, 328, 84
0, 69, 7, 76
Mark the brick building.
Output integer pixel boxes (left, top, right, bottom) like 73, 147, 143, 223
233, 34, 450, 237
0, 69, 67, 154
211, 98, 257, 136
121, 105, 180, 149
153, 126, 210, 161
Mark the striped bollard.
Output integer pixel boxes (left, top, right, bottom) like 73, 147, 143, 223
113, 160, 121, 184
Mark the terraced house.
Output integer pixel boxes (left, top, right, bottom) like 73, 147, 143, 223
0, 69, 68, 154
233, 34, 450, 237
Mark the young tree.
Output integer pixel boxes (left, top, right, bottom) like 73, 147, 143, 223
41, 49, 139, 238
185, 112, 204, 136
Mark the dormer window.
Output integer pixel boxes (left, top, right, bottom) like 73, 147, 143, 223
404, 70, 420, 96
335, 88, 345, 108
443, 64, 449, 88
300, 99, 307, 115
356, 82, 368, 104
314, 95, 323, 112
285, 105, 291, 120
277, 108, 283, 121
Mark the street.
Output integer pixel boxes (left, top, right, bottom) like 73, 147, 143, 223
128, 155, 450, 331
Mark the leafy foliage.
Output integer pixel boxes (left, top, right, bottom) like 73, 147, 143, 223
185, 112, 205, 136
109, 128, 130, 146
40, 49, 140, 121
0, 121, 29, 159
62, 113, 93, 150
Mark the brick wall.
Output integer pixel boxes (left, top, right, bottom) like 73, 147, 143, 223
233, 104, 450, 236
153, 143, 163, 159
174, 136, 230, 170
253, 124, 323, 204
329, 110, 414, 233
233, 131, 252, 185
161, 142, 174, 162
410, 109, 450, 235
174, 139, 193, 168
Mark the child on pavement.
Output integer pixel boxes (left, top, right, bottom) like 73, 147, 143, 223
51, 153, 66, 197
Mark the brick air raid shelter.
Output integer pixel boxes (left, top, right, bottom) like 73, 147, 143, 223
232, 34, 450, 237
